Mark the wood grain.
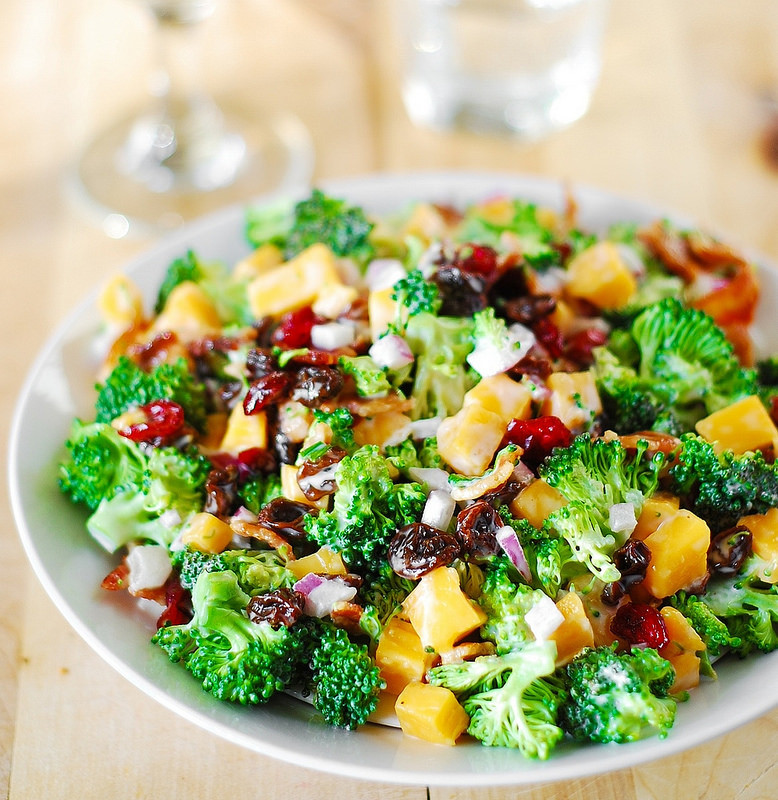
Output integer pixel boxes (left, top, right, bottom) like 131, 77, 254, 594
2, 0, 778, 797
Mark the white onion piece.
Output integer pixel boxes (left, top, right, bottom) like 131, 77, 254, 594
408, 467, 451, 493
231, 506, 258, 524
496, 525, 532, 583
409, 416, 442, 439
609, 502, 638, 534
159, 508, 182, 530
421, 489, 457, 530
616, 243, 646, 277
126, 545, 172, 594
302, 577, 357, 618
418, 242, 444, 278
512, 461, 535, 490
293, 572, 325, 596
531, 266, 568, 295
365, 258, 407, 291
369, 334, 414, 369
467, 322, 536, 377
310, 320, 356, 351
525, 594, 564, 642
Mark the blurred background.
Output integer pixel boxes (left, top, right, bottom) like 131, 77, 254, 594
3, 1, 778, 797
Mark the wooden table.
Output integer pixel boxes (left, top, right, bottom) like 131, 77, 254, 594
3, 1, 778, 796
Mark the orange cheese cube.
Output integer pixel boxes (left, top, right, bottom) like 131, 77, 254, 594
462, 374, 532, 425
739, 507, 778, 583
376, 618, 437, 696
659, 606, 705, 693
181, 512, 234, 554
549, 592, 595, 666
565, 241, 637, 310
368, 286, 398, 342
219, 403, 267, 455
510, 479, 568, 529
232, 243, 283, 281
153, 281, 222, 341
395, 683, 470, 746
695, 395, 778, 455
643, 510, 710, 598
402, 567, 487, 654
436, 405, 505, 476
632, 493, 681, 541
542, 371, 602, 433
354, 411, 412, 449
285, 546, 347, 581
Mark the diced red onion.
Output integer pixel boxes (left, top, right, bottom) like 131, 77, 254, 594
409, 416, 442, 439
408, 467, 451, 492
369, 333, 414, 370
421, 489, 457, 530
496, 525, 532, 583
512, 461, 535, 490
231, 506, 258, 524
298, 576, 357, 618
525, 594, 564, 642
126, 545, 172, 594
310, 320, 357, 351
293, 572, 326, 596
609, 502, 638, 534
365, 258, 407, 291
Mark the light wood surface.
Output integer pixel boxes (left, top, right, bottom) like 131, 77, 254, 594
3, 1, 778, 797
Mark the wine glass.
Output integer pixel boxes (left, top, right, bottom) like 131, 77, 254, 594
72, 0, 314, 238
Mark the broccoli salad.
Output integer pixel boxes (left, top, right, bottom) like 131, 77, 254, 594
59, 187, 778, 756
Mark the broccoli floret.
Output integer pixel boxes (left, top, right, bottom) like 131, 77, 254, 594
309, 621, 384, 729
59, 421, 147, 510
143, 445, 211, 518
154, 249, 252, 325
429, 641, 565, 758
358, 562, 416, 641
697, 556, 778, 656
668, 434, 778, 533
478, 556, 551, 654
400, 312, 476, 420
247, 189, 375, 266
339, 355, 391, 398
95, 355, 207, 431
594, 298, 756, 434
385, 435, 444, 475
539, 434, 665, 582
391, 268, 441, 323
669, 592, 742, 660
172, 546, 293, 594
312, 407, 357, 453
559, 644, 677, 744
237, 472, 283, 515
304, 445, 426, 573
153, 571, 307, 705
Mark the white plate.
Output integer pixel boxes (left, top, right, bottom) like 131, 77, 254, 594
9, 171, 778, 786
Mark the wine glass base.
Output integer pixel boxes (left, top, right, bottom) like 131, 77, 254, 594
69, 111, 314, 238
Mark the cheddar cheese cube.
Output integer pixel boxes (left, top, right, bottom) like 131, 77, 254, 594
565, 241, 637, 310
695, 395, 778, 455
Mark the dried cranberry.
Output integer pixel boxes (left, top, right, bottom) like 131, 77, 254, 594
118, 399, 185, 443
204, 464, 240, 517
244, 371, 291, 415
708, 526, 753, 576
533, 317, 564, 359
388, 523, 462, 579
246, 588, 306, 629
156, 576, 191, 629
188, 334, 240, 358
290, 365, 344, 408
565, 327, 608, 366
255, 497, 312, 541
459, 243, 499, 280
272, 306, 321, 349
609, 602, 669, 649
236, 447, 276, 473
502, 416, 573, 470
297, 446, 347, 501
455, 501, 502, 560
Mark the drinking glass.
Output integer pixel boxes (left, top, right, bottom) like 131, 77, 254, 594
73, 0, 313, 237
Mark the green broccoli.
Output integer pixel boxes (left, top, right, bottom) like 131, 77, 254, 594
669, 592, 742, 661
400, 312, 476, 420
247, 189, 375, 266
477, 556, 552, 654
95, 355, 207, 431
391, 268, 441, 324
237, 472, 283, 515
59, 420, 147, 510
429, 641, 565, 758
308, 621, 385, 729
668, 434, 778, 533
358, 562, 416, 642
153, 571, 307, 705
154, 249, 252, 325
172, 546, 294, 594
338, 355, 392, 398
384, 435, 444, 475
539, 434, 665, 582
593, 298, 757, 434
559, 644, 677, 744
304, 445, 426, 574
312, 407, 357, 453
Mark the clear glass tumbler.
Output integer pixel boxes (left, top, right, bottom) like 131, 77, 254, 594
399, 0, 610, 140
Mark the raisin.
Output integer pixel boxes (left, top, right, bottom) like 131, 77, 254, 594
388, 522, 462, 579
609, 602, 669, 649
244, 371, 291, 415
455, 501, 502, 560
503, 294, 556, 326
602, 540, 651, 605
296, 447, 347, 501
130, 331, 179, 371
708, 526, 753, 576
565, 327, 608, 366
502, 415, 573, 470
204, 465, 240, 517
246, 588, 306, 629
255, 497, 312, 541
245, 348, 278, 380
290, 366, 344, 408
433, 265, 488, 317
